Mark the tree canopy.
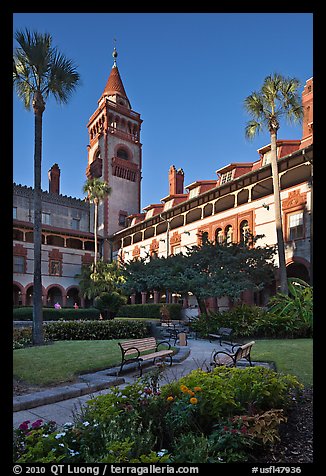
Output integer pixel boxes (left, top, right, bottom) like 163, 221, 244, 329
120, 236, 276, 313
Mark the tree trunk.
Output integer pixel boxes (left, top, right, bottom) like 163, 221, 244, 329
32, 92, 45, 345
94, 199, 98, 272
196, 296, 208, 315
270, 130, 288, 295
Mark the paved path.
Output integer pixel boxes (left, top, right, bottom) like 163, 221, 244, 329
13, 338, 271, 429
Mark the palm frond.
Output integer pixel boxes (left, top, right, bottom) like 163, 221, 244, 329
245, 120, 262, 140
46, 50, 80, 103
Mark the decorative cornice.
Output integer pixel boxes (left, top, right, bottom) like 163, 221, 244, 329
282, 190, 307, 210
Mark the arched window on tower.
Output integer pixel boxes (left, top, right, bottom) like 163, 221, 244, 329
117, 147, 129, 160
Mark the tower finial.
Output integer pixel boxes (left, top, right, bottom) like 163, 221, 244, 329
112, 38, 118, 67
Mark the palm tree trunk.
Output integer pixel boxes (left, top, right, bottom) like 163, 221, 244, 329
94, 199, 98, 272
32, 92, 45, 345
270, 131, 288, 295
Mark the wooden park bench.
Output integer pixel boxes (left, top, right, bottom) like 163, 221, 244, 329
118, 337, 174, 377
210, 341, 255, 368
208, 327, 233, 345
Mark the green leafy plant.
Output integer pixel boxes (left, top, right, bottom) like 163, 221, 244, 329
93, 291, 127, 319
267, 278, 313, 336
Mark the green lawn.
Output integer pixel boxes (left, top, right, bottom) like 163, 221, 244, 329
13, 340, 123, 387
13, 338, 313, 388
251, 338, 313, 386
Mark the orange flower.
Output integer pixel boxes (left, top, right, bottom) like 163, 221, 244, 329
187, 390, 195, 396
167, 396, 174, 402
194, 386, 202, 392
180, 385, 188, 393
189, 397, 198, 405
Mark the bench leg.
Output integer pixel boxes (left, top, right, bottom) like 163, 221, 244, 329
138, 360, 143, 377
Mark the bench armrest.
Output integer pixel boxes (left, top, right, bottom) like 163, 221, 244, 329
211, 350, 236, 366
119, 344, 141, 360
156, 340, 172, 351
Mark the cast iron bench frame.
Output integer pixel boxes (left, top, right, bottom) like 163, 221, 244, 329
210, 341, 255, 368
118, 337, 173, 377
208, 327, 233, 345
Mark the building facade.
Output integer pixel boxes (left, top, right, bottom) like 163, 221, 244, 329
111, 78, 313, 310
13, 165, 95, 307
13, 47, 313, 310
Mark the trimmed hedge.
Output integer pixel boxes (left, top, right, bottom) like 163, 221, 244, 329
116, 303, 182, 320
13, 307, 100, 321
13, 320, 151, 347
44, 319, 151, 341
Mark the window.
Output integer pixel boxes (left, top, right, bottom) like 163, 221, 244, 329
13, 255, 25, 273
189, 187, 200, 199
117, 148, 129, 160
288, 212, 304, 240
164, 200, 173, 211
225, 225, 233, 244
220, 170, 234, 185
42, 212, 51, 225
72, 218, 80, 230
201, 231, 209, 245
239, 220, 250, 245
215, 228, 223, 244
119, 213, 127, 226
49, 260, 61, 276
13, 207, 17, 219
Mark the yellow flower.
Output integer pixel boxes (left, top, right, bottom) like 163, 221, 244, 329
187, 390, 195, 396
189, 397, 198, 405
180, 385, 188, 393
194, 386, 202, 392
167, 396, 174, 402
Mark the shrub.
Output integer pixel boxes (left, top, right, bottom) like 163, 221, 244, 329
13, 328, 33, 349
44, 319, 151, 341
13, 307, 100, 321
116, 303, 182, 320
13, 365, 302, 463
93, 292, 127, 319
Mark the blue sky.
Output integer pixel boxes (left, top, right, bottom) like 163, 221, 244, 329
13, 13, 313, 210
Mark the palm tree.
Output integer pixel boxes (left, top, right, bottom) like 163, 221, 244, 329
13, 29, 80, 345
244, 73, 303, 295
83, 178, 111, 272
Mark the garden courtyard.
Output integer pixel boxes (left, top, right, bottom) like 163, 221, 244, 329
13, 316, 313, 464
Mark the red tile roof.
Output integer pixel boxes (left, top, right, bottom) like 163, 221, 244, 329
101, 65, 128, 99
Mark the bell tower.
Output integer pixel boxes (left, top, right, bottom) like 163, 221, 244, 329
86, 46, 142, 259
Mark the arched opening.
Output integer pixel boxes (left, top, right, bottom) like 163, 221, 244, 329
239, 220, 250, 245
47, 286, 63, 307
66, 287, 80, 307
47, 235, 65, 247
203, 203, 213, 217
133, 232, 143, 244
214, 195, 235, 214
286, 261, 310, 284
185, 208, 202, 224
170, 215, 184, 230
66, 238, 83, 250
215, 227, 223, 244
25, 285, 34, 306
25, 231, 33, 243
144, 227, 155, 239
225, 225, 233, 244
84, 240, 95, 251
13, 284, 23, 306
13, 229, 24, 241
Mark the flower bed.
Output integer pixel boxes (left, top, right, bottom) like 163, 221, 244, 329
13, 366, 303, 463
